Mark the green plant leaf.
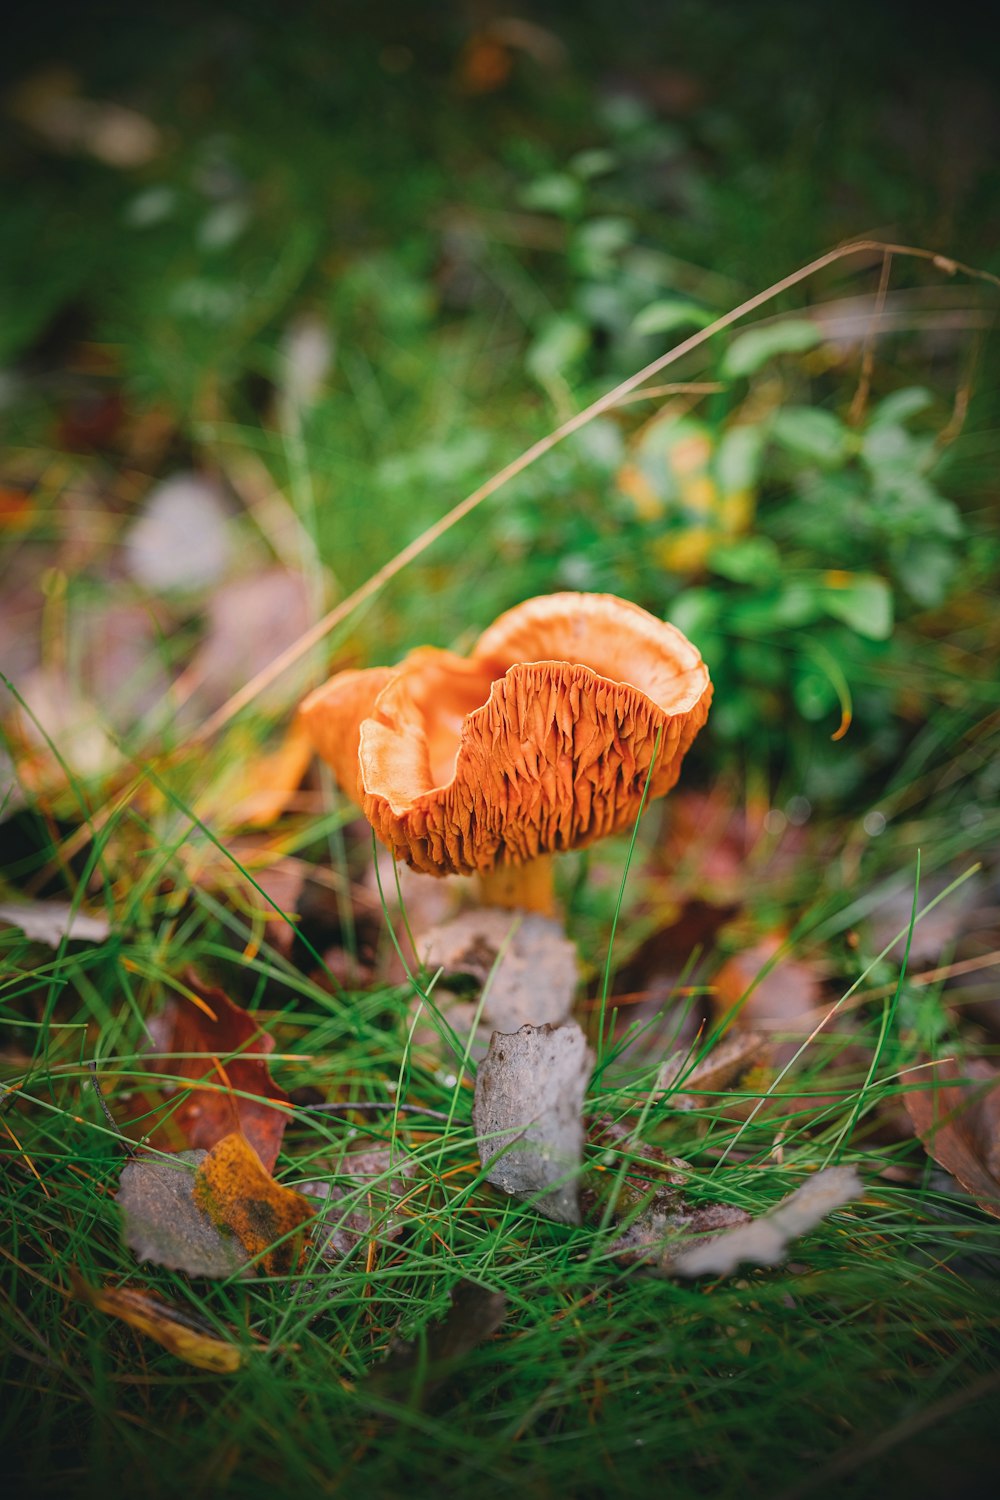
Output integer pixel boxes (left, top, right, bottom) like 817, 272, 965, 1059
526, 315, 590, 382
569, 148, 617, 180
868, 387, 934, 429
519, 172, 583, 216
819, 574, 893, 639
894, 539, 958, 607
715, 425, 765, 493
770, 407, 848, 467
722, 319, 822, 378
708, 537, 782, 585
632, 300, 715, 337
573, 216, 633, 278
668, 589, 720, 641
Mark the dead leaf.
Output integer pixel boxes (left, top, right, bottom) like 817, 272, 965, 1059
904, 1057, 1000, 1219
8, 69, 163, 166
124, 472, 234, 592
866, 870, 984, 965
70, 1272, 243, 1372
0, 900, 110, 947
665, 1166, 864, 1278
302, 1147, 415, 1260
420, 909, 577, 1034
147, 974, 291, 1171
190, 718, 315, 831
372, 1280, 507, 1402
657, 1030, 767, 1109
609, 1196, 752, 1265
194, 1132, 315, 1275
473, 1021, 593, 1224
5, 665, 121, 788
116, 1150, 249, 1278
232, 719, 316, 829
664, 788, 810, 903
183, 566, 314, 716
584, 1118, 751, 1259
713, 935, 822, 1037
586, 1116, 689, 1191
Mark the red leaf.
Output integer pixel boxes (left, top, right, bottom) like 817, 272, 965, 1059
148, 973, 292, 1171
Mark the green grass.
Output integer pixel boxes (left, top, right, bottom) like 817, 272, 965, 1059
3, 774, 1000, 1498
3, 4, 1000, 1495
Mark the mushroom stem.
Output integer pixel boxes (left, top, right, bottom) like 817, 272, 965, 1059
477, 855, 555, 916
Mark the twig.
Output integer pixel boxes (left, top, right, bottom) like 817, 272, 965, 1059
848, 248, 893, 425
88, 1062, 136, 1158
302, 1100, 453, 1122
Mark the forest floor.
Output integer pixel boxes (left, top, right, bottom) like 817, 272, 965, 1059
2, 5, 1000, 1497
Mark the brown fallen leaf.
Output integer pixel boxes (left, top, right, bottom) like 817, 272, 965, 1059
904, 1057, 1000, 1219
609, 1196, 752, 1265
665, 1166, 864, 1278
866, 869, 985, 966
70, 1271, 243, 1372
8, 67, 162, 166
116, 1150, 249, 1278
473, 1021, 594, 1225
192, 718, 315, 831
194, 1132, 316, 1275
657, 1029, 766, 1109
147, 974, 292, 1171
183, 566, 314, 716
584, 1118, 751, 1258
712, 935, 822, 1034
301, 1147, 415, 1260
371, 1279, 507, 1403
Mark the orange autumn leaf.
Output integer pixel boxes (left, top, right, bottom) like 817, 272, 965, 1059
70, 1271, 243, 1373
194, 716, 315, 830
148, 973, 292, 1172
194, 1132, 316, 1275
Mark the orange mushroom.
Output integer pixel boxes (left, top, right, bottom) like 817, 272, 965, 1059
299, 593, 712, 914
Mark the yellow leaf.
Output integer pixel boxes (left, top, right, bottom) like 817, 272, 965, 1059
194, 1132, 316, 1275
71, 1272, 243, 1373
655, 527, 715, 574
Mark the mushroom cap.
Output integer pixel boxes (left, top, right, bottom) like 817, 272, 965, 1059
301, 592, 712, 877
298, 666, 394, 801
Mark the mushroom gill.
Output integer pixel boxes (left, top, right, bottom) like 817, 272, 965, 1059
300, 592, 712, 911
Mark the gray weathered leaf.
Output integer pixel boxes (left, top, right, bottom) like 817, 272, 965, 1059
657, 1030, 766, 1109
421, 909, 577, 1038
125, 473, 234, 592
666, 1165, 863, 1278
117, 1150, 249, 1278
0, 900, 111, 947
301, 1147, 415, 1260
473, 1021, 593, 1224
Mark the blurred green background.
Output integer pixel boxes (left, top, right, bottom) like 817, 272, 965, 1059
2, 0, 999, 810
